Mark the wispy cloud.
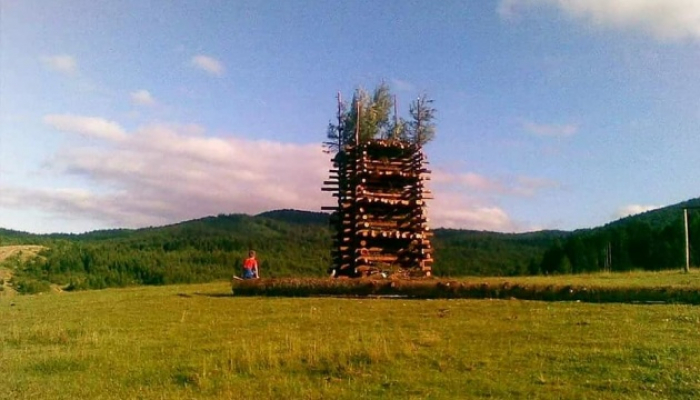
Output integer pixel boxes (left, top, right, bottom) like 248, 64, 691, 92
522, 120, 578, 138
614, 204, 661, 219
21, 120, 329, 227
40, 54, 78, 75
433, 169, 559, 198
44, 114, 127, 142
191, 55, 224, 76
427, 169, 561, 231
429, 191, 517, 231
391, 78, 416, 92
499, 0, 700, 41
130, 90, 156, 106
433, 171, 504, 192
512, 176, 561, 197
9, 115, 553, 232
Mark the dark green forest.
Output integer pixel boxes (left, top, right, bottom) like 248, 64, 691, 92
2, 199, 699, 293
538, 199, 700, 274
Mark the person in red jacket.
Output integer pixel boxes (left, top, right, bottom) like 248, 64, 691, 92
242, 250, 259, 279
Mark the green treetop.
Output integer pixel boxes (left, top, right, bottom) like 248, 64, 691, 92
325, 83, 435, 152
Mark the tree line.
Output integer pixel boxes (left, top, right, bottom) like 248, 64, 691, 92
5, 203, 699, 293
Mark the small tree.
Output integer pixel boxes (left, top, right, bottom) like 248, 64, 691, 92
408, 95, 436, 146
326, 83, 435, 151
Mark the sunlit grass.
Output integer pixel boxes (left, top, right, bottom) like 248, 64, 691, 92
477, 268, 700, 287
2, 281, 700, 399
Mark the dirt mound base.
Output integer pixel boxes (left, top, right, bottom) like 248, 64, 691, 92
231, 277, 700, 304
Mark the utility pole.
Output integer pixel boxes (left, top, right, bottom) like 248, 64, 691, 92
684, 208, 690, 273
337, 91, 343, 150
355, 98, 360, 145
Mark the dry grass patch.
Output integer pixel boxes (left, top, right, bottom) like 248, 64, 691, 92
0, 245, 47, 264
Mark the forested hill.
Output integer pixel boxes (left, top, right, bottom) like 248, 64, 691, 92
3, 199, 698, 293
0, 228, 43, 244
1, 209, 562, 291
537, 198, 700, 274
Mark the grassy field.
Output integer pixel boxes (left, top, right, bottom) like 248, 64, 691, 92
477, 269, 700, 288
2, 281, 700, 399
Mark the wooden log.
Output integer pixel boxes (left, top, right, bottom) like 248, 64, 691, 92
324, 203, 350, 210
362, 159, 416, 167
354, 247, 384, 254
357, 197, 413, 207
356, 255, 399, 263
362, 220, 399, 229
357, 191, 406, 200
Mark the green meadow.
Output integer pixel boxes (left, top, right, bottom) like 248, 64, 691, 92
2, 279, 700, 399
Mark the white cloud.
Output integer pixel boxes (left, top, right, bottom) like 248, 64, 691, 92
191, 55, 224, 76
429, 192, 516, 231
44, 114, 127, 142
6, 116, 555, 232
499, 0, 700, 41
15, 122, 330, 228
522, 120, 578, 138
614, 204, 661, 219
433, 169, 559, 198
131, 90, 156, 106
426, 169, 560, 231
40, 54, 78, 75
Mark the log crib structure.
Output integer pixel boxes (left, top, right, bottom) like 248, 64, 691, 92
323, 139, 433, 278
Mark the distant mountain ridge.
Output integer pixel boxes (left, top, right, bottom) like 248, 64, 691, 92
2, 198, 698, 292
255, 209, 329, 226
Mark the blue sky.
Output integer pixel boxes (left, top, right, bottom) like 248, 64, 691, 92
2, 0, 700, 234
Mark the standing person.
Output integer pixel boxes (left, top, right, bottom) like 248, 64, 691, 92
242, 250, 259, 279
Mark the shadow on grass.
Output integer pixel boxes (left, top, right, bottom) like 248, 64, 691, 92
188, 291, 234, 298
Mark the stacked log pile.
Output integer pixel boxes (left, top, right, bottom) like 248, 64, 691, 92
323, 139, 433, 278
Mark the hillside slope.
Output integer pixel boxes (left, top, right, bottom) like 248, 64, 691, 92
6, 197, 698, 292
537, 198, 700, 274
2, 210, 561, 290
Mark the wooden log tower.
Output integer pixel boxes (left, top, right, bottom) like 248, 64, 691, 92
323, 139, 433, 278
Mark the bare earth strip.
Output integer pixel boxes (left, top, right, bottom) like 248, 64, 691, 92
0, 245, 46, 297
